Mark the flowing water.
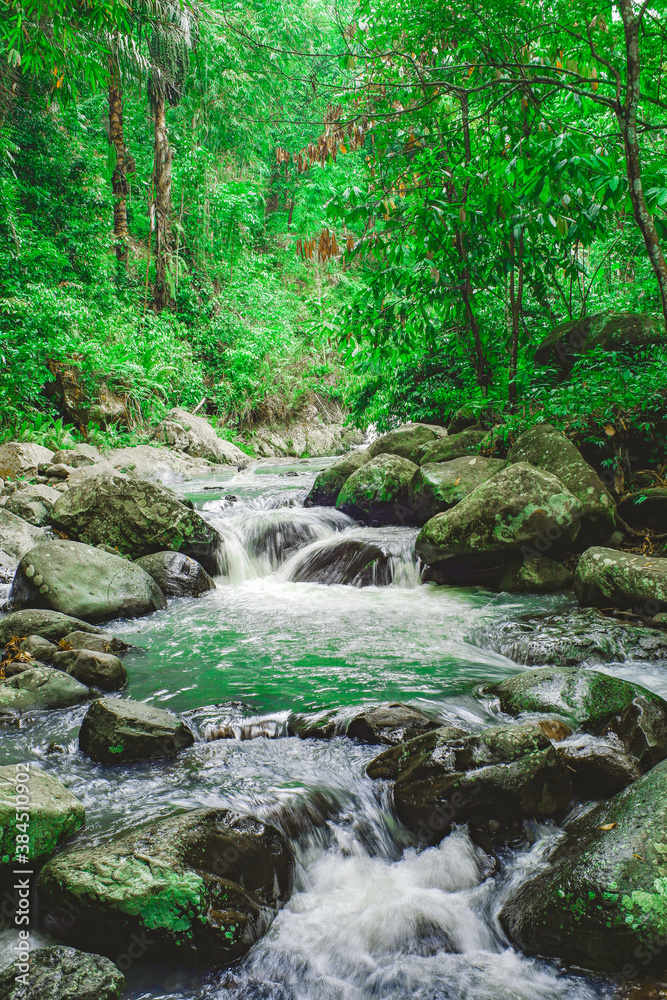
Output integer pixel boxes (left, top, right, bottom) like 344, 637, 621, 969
4, 456, 659, 999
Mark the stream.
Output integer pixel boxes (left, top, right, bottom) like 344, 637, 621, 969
2, 456, 654, 999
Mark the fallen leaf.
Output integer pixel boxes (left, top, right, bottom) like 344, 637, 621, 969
454, 476, 461, 486
599, 823, 616, 831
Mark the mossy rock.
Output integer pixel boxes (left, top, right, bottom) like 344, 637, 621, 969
303, 450, 371, 507
0, 945, 124, 1000
575, 547, 667, 614
499, 556, 573, 593
78, 697, 194, 763
134, 550, 215, 597
0, 665, 89, 715
534, 311, 661, 374
286, 536, 396, 586
408, 456, 506, 525
51, 470, 221, 573
415, 462, 583, 585
51, 649, 127, 692
0, 766, 84, 867
419, 429, 487, 465
336, 454, 419, 526
508, 423, 615, 547
374, 721, 571, 844
0, 610, 103, 646
500, 758, 667, 972
39, 808, 294, 965
7, 540, 166, 624
367, 423, 445, 463
487, 666, 667, 769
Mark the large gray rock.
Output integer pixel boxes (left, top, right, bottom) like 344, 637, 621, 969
303, 450, 371, 507
7, 540, 166, 623
499, 759, 667, 973
575, 546, 667, 615
508, 423, 615, 546
336, 454, 419, 525
0, 509, 46, 562
368, 423, 445, 464
419, 429, 487, 465
78, 697, 194, 763
0, 610, 103, 646
52, 649, 127, 692
0, 946, 124, 1000
286, 535, 407, 586
39, 808, 294, 964
0, 443, 53, 482
415, 462, 583, 585
5, 485, 60, 527
51, 470, 221, 573
52, 443, 102, 467
499, 556, 573, 593
134, 551, 215, 597
105, 445, 213, 483
487, 665, 667, 769
534, 311, 662, 373
0, 766, 84, 867
153, 407, 247, 465
555, 734, 642, 798
345, 703, 440, 745
370, 722, 572, 843
0, 666, 89, 714
408, 456, 505, 524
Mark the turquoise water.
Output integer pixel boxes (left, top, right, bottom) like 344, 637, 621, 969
0, 459, 621, 999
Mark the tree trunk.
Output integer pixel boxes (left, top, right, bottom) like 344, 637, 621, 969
152, 90, 175, 311
616, 0, 667, 331
107, 56, 129, 267
508, 227, 524, 405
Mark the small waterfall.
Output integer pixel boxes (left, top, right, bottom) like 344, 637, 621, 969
281, 527, 421, 589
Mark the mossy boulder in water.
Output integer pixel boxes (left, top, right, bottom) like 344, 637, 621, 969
51, 470, 221, 573
0, 610, 105, 646
39, 808, 295, 965
0, 765, 84, 866
499, 758, 667, 973
555, 735, 642, 798
135, 550, 215, 597
575, 547, 667, 615
487, 666, 667, 769
367, 423, 445, 463
303, 450, 371, 507
0, 946, 124, 1000
336, 454, 419, 525
51, 649, 127, 692
0, 666, 89, 715
7, 540, 166, 623
408, 456, 505, 525
78, 697, 194, 763
499, 556, 573, 593
419, 429, 487, 465
369, 722, 572, 843
508, 423, 615, 546
286, 536, 396, 586
415, 462, 583, 585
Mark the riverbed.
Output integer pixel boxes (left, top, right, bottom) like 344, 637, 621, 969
1, 457, 650, 999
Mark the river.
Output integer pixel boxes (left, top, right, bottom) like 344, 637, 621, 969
1, 456, 647, 999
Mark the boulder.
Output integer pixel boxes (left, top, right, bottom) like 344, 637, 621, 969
575, 547, 667, 615
376, 722, 571, 843
52, 444, 102, 467
447, 407, 478, 434
105, 445, 213, 483
499, 759, 667, 973
336, 454, 419, 526
0, 946, 124, 1000
18, 635, 58, 663
556, 734, 642, 798
415, 462, 583, 585
508, 423, 615, 546
303, 450, 371, 507
8, 541, 166, 623
0, 765, 84, 867
0, 610, 103, 646
618, 488, 667, 533
469, 608, 667, 667
366, 725, 468, 780
0, 509, 46, 562
534, 311, 662, 374
487, 666, 667, 769
61, 631, 128, 655
419, 429, 488, 465
346, 703, 440, 745
0, 666, 89, 715
367, 423, 445, 464
134, 551, 216, 597
153, 407, 247, 465
0, 443, 54, 482
286, 536, 400, 586
499, 556, 573, 593
408, 456, 506, 524
39, 808, 294, 964
5, 485, 60, 527
78, 697, 194, 763
52, 649, 127, 692
51, 470, 221, 573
